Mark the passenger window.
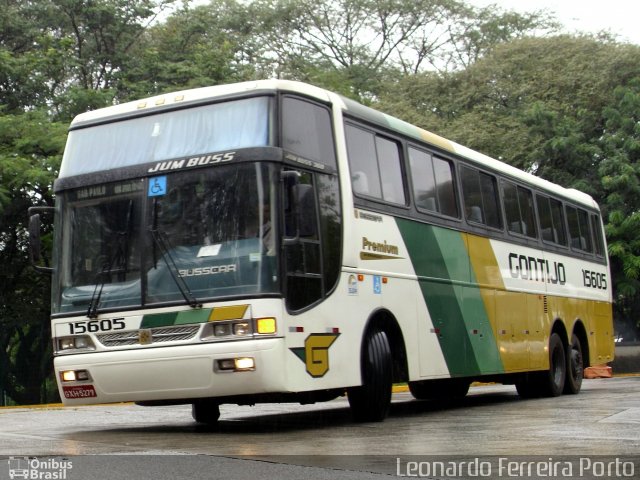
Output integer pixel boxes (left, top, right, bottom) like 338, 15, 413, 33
345, 125, 381, 198
537, 195, 567, 246
591, 214, 605, 257
345, 123, 406, 205
566, 206, 593, 253
461, 166, 501, 229
376, 136, 406, 204
282, 96, 336, 169
502, 181, 537, 239
433, 157, 458, 217
408, 147, 458, 217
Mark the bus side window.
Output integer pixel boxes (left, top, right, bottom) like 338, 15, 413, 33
375, 136, 406, 205
408, 147, 458, 218
461, 166, 501, 229
282, 96, 336, 170
345, 123, 406, 205
346, 124, 380, 198
591, 214, 605, 257
566, 205, 593, 253
503, 181, 537, 239
537, 195, 568, 246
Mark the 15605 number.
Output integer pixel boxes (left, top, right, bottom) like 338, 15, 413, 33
582, 269, 607, 290
68, 318, 126, 335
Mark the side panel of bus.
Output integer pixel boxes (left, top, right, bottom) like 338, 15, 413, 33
395, 216, 613, 379
308, 210, 614, 386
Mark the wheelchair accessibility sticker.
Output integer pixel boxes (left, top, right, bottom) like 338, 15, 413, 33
148, 176, 167, 197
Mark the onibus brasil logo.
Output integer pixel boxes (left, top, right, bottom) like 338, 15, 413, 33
8, 457, 72, 480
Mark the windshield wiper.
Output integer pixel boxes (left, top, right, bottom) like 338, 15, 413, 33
87, 200, 134, 318
149, 199, 202, 309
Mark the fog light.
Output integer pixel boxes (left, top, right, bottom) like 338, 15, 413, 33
75, 337, 90, 349
256, 317, 276, 334
61, 370, 76, 382
233, 322, 251, 336
217, 357, 255, 372
76, 370, 90, 381
217, 359, 236, 370
214, 323, 232, 336
234, 357, 255, 371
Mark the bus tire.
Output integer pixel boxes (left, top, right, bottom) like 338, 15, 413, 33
541, 332, 566, 397
348, 327, 392, 422
192, 400, 220, 425
563, 334, 583, 395
516, 333, 566, 398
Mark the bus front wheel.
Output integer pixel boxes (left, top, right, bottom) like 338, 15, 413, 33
192, 400, 220, 425
347, 327, 392, 422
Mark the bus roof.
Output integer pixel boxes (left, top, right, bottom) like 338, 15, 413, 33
69, 79, 597, 209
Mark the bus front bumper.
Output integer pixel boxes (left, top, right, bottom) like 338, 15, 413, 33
54, 338, 286, 405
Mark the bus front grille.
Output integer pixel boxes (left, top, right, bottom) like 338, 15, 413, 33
96, 325, 201, 347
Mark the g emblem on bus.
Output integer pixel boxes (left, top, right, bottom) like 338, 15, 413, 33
290, 333, 340, 378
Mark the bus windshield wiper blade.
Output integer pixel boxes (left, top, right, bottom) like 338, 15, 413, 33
87, 200, 134, 319
149, 228, 202, 309
87, 266, 108, 319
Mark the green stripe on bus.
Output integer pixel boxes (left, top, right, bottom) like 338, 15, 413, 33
396, 218, 504, 377
141, 308, 211, 328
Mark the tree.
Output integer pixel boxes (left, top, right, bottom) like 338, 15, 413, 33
119, 0, 258, 99
0, 0, 171, 404
0, 111, 66, 404
379, 36, 639, 175
244, 0, 556, 100
598, 80, 640, 338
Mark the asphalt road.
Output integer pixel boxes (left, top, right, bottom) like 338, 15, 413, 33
0, 377, 638, 479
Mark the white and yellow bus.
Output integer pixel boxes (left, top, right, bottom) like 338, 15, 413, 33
30, 80, 613, 423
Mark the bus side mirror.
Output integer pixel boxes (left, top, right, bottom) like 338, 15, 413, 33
28, 206, 54, 274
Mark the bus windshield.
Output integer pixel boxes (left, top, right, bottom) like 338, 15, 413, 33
52, 163, 280, 315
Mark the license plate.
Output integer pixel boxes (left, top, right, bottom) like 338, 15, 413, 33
62, 385, 97, 399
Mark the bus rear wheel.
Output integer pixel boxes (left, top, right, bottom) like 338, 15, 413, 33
563, 334, 583, 395
543, 332, 567, 397
348, 327, 392, 422
516, 332, 566, 398
192, 400, 220, 425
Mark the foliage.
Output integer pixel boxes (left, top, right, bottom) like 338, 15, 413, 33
0, 111, 66, 404
598, 80, 640, 332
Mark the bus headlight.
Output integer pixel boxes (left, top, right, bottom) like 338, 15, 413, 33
211, 320, 253, 337
213, 323, 232, 337
232, 322, 251, 336
57, 336, 95, 352
206, 318, 275, 340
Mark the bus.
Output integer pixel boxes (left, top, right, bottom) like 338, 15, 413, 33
29, 80, 614, 423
